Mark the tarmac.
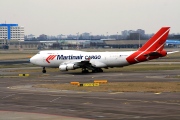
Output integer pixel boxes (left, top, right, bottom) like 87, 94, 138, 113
0, 65, 180, 120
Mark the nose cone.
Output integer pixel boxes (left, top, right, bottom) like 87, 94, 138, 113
30, 54, 40, 65
30, 56, 36, 64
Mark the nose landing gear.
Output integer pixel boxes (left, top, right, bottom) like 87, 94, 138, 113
42, 67, 46, 73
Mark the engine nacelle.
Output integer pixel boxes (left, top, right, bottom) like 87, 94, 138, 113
59, 65, 67, 71
160, 50, 167, 57
59, 64, 79, 71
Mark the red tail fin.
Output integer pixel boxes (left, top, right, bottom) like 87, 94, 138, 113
126, 27, 170, 64
138, 27, 170, 52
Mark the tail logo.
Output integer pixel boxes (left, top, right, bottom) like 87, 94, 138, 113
46, 55, 57, 63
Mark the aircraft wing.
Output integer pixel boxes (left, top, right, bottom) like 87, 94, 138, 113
60, 57, 107, 70
60, 59, 95, 70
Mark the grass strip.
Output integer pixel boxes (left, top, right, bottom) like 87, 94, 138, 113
0, 53, 34, 60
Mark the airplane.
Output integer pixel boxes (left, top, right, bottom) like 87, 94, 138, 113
30, 27, 178, 73
166, 39, 180, 46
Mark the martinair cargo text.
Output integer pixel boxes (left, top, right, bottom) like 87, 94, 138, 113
30, 27, 178, 73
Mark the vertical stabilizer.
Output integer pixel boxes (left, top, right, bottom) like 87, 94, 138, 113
138, 27, 170, 52
126, 27, 170, 64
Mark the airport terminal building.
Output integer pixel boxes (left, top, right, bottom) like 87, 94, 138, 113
0, 24, 24, 41
0, 23, 24, 49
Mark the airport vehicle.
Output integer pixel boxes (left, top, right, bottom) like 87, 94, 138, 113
30, 27, 176, 73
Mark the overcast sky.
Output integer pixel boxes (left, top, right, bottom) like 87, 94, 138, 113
0, 0, 180, 36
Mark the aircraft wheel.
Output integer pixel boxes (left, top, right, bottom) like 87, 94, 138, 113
92, 68, 103, 73
42, 69, 46, 73
92, 69, 97, 73
82, 70, 89, 73
98, 68, 103, 72
42, 67, 46, 73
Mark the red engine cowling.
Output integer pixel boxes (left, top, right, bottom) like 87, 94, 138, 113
160, 50, 167, 57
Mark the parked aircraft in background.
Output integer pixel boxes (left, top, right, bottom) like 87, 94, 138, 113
166, 40, 180, 46
30, 27, 178, 73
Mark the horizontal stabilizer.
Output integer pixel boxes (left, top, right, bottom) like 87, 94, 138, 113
144, 52, 162, 57
167, 51, 179, 54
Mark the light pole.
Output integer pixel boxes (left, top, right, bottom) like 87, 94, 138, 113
90, 32, 91, 40
4, 37, 8, 49
76, 32, 79, 49
4, 37, 7, 45
117, 32, 118, 40
138, 33, 140, 48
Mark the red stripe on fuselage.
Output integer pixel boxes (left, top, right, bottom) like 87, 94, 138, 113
50, 55, 57, 60
46, 55, 52, 63
46, 55, 57, 63
48, 55, 55, 60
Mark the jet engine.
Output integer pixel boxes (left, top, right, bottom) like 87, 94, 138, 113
159, 50, 167, 57
59, 64, 79, 71
144, 50, 167, 57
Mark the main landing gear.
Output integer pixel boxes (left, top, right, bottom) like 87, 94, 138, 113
82, 68, 89, 73
42, 67, 46, 73
81, 68, 103, 73
92, 68, 103, 73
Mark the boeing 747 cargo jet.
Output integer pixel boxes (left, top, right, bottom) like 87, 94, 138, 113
30, 27, 177, 73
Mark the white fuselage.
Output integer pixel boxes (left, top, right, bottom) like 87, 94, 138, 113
30, 50, 135, 68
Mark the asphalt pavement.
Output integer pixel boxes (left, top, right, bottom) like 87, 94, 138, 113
0, 65, 180, 120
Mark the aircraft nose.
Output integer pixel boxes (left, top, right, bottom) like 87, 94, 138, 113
30, 55, 37, 64
30, 57, 35, 64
